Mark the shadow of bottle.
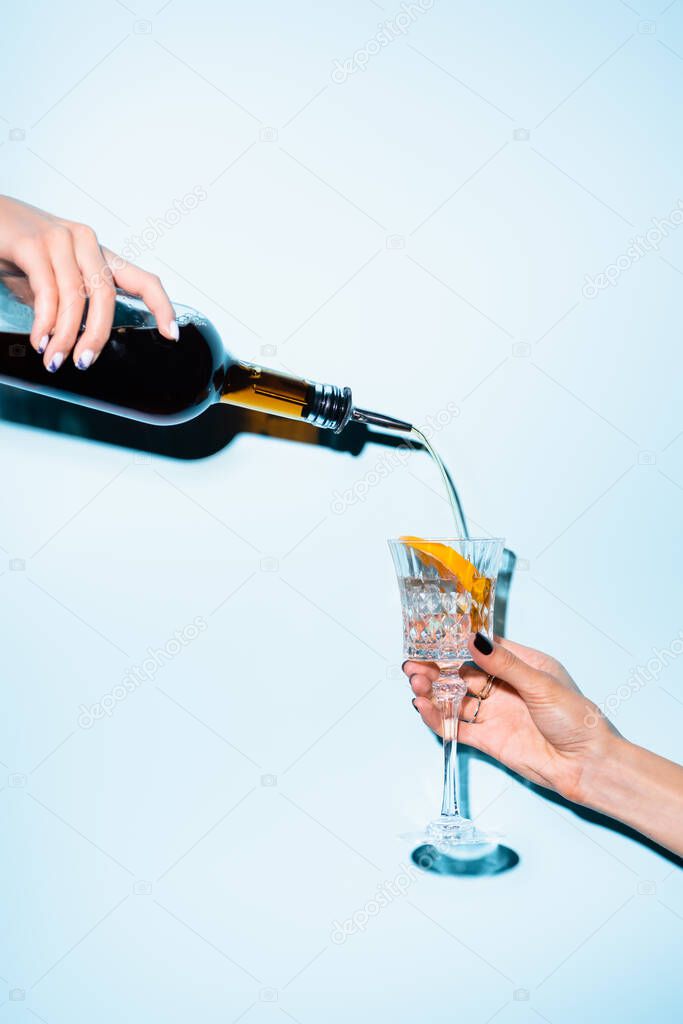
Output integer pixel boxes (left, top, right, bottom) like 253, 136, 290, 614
0, 381, 378, 459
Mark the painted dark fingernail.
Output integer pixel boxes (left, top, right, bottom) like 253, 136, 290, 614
473, 632, 493, 655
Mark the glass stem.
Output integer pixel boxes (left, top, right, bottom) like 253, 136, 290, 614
439, 691, 464, 818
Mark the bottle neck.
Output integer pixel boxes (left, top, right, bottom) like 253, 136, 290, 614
220, 360, 412, 435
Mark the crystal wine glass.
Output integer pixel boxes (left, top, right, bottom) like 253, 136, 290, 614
388, 537, 504, 852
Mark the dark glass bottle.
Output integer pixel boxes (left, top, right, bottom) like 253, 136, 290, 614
0, 268, 411, 434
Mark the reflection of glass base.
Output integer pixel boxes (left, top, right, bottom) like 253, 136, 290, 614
426, 815, 498, 854
412, 843, 519, 877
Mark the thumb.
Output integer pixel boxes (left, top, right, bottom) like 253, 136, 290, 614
467, 632, 559, 701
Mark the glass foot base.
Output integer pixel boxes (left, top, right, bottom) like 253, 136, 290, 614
426, 815, 498, 854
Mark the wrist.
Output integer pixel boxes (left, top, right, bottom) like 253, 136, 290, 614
573, 732, 635, 816
574, 732, 683, 856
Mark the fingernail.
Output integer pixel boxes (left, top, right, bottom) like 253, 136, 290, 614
168, 319, 179, 341
473, 632, 493, 655
47, 352, 64, 373
38, 334, 49, 354
412, 698, 420, 712
76, 349, 94, 370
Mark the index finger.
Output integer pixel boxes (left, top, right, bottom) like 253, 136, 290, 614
468, 633, 558, 701
494, 634, 574, 686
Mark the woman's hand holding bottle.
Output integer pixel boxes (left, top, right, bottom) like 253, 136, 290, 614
0, 195, 176, 371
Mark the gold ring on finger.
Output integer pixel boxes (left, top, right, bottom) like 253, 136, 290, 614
460, 693, 482, 724
479, 674, 496, 700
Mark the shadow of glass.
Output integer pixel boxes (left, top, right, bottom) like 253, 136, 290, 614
439, 550, 520, 875
412, 843, 520, 877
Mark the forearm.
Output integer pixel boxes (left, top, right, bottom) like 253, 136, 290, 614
579, 735, 683, 856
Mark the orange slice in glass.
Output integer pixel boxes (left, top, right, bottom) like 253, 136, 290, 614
400, 535, 490, 604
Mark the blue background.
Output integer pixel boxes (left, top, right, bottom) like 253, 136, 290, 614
1, 1, 682, 1021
